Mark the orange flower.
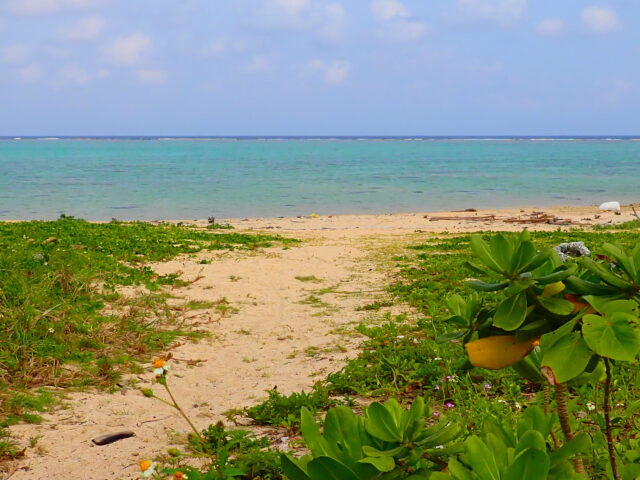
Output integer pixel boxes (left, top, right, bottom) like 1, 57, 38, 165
139, 459, 156, 477
153, 358, 166, 369
173, 472, 188, 480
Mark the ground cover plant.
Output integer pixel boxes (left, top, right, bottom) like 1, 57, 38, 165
0, 216, 294, 459
159, 226, 636, 480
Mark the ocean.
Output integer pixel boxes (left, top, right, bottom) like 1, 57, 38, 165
0, 137, 638, 220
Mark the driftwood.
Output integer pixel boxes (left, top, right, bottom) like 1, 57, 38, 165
427, 215, 496, 222
504, 212, 574, 225
92, 430, 135, 446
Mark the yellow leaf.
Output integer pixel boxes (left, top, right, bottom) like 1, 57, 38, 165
542, 281, 565, 297
465, 336, 537, 370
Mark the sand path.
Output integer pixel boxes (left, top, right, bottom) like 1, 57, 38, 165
5, 205, 636, 479
7, 229, 392, 480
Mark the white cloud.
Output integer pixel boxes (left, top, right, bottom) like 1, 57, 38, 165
371, 0, 409, 21
202, 39, 248, 58
103, 33, 152, 67
324, 60, 351, 84
136, 69, 167, 85
581, 7, 620, 34
370, 0, 427, 42
1, 44, 32, 64
252, 0, 347, 43
319, 3, 347, 42
305, 59, 351, 85
16, 64, 43, 82
242, 55, 270, 73
536, 18, 564, 36
6, 0, 102, 15
379, 20, 427, 42
54, 65, 92, 86
61, 16, 106, 41
203, 40, 228, 58
456, 0, 527, 27
273, 0, 310, 16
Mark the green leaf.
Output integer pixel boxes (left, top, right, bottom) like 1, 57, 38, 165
364, 402, 402, 443
504, 448, 550, 480
301, 408, 334, 458
534, 264, 578, 285
465, 436, 500, 480
515, 430, 546, 456
517, 406, 554, 440
494, 292, 528, 331
491, 235, 514, 273
537, 296, 574, 316
436, 331, 466, 343
582, 312, 640, 361
280, 454, 312, 480
357, 455, 395, 472
307, 457, 360, 480
467, 279, 509, 292
582, 257, 631, 290
563, 276, 619, 296
511, 240, 536, 273
511, 356, 545, 383
568, 361, 605, 386
549, 432, 591, 469
540, 332, 592, 383
470, 235, 504, 274
522, 248, 553, 272
323, 406, 367, 464
418, 421, 462, 447
538, 314, 581, 350
361, 445, 405, 458
603, 243, 637, 280
447, 458, 475, 480
583, 297, 637, 316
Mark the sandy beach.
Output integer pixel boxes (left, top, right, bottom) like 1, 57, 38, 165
4, 204, 637, 480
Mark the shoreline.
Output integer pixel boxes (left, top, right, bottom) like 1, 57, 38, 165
170, 203, 639, 234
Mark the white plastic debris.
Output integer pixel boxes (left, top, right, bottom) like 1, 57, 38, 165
599, 201, 621, 211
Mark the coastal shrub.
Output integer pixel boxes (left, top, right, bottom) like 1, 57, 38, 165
437, 405, 591, 480
444, 231, 640, 477
281, 397, 462, 479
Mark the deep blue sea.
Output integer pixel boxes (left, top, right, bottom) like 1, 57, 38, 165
0, 137, 638, 220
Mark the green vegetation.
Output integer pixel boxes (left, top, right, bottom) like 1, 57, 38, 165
6, 215, 638, 478
172, 226, 637, 480
0, 216, 294, 458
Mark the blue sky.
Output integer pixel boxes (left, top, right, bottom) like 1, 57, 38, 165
0, 0, 637, 135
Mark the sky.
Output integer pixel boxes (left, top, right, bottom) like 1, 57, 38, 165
0, 0, 638, 136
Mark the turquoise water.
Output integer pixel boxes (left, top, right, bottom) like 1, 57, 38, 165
0, 138, 638, 220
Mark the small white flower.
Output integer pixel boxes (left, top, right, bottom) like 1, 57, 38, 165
514, 402, 521, 409
586, 402, 596, 411
396, 335, 405, 339
433, 357, 442, 361
48, 328, 55, 334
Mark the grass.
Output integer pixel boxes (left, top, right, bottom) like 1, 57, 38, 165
217, 225, 640, 478
0, 216, 295, 458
